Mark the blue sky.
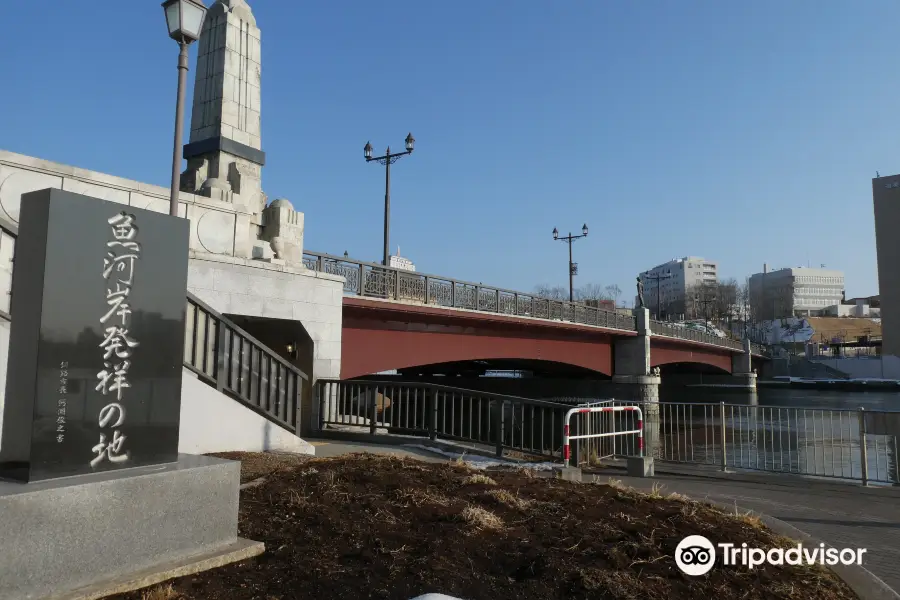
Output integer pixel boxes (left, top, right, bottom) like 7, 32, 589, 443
0, 1, 895, 299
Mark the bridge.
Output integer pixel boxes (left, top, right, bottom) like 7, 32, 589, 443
300, 251, 765, 385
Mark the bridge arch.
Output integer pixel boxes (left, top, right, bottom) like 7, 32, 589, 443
342, 320, 614, 379
650, 341, 733, 374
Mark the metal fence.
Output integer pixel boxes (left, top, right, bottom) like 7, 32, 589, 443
303, 250, 765, 354
316, 379, 899, 485
185, 293, 308, 434
585, 399, 900, 485
316, 379, 572, 459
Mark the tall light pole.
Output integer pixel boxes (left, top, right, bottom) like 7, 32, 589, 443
697, 294, 717, 333
162, 0, 208, 217
364, 134, 415, 267
552, 224, 588, 303
641, 269, 671, 320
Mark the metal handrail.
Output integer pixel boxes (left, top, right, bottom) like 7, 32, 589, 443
303, 250, 637, 332
316, 378, 573, 458
316, 378, 900, 484
184, 292, 309, 434
303, 250, 765, 354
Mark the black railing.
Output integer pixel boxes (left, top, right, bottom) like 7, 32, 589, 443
0, 216, 307, 436
185, 293, 308, 434
316, 378, 572, 459
316, 379, 900, 484
302, 251, 637, 332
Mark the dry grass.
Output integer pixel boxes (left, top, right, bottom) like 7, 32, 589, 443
730, 500, 764, 529
461, 473, 497, 486
460, 504, 504, 531
141, 584, 179, 600
485, 488, 532, 510
394, 487, 451, 507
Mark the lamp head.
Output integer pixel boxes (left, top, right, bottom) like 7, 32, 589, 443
162, 0, 208, 44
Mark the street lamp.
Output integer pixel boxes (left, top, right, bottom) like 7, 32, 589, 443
641, 269, 671, 320
162, 0, 208, 217
552, 224, 588, 303
364, 133, 415, 267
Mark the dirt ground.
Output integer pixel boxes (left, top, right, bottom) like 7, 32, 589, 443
113, 453, 857, 600
209, 451, 313, 484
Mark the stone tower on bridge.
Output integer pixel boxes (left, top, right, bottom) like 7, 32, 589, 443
180, 0, 304, 265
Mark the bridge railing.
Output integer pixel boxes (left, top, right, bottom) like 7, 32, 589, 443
302, 251, 637, 332
315, 379, 899, 485
302, 251, 761, 354
650, 319, 743, 350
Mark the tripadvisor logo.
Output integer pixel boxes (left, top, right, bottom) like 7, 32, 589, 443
675, 535, 867, 576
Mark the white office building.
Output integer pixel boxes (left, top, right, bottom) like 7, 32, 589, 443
389, 246, 416, 272
637, 257, 718, 318
748, 265, 844, 320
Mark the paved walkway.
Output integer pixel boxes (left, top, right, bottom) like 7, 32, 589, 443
310, 438, 900, 595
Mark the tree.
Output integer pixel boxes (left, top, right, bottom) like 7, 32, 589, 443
533, 284, 568, 300
576, 283, 609, 302
604, 284, 622, 307
685, 282, 719, 320
715, 278, 739, 322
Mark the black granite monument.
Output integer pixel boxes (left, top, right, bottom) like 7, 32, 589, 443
0, 188, 190, 482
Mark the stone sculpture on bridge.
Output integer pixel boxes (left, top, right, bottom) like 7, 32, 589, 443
637, 276, 645, 308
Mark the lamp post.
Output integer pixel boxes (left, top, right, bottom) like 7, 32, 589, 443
552, 224, 588, 303
364, 134, 415, 267
696, 294, 717, 334
162, 0, 208, 218
641, 270, 671, 320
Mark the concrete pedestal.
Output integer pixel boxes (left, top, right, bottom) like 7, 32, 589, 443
627, 455, 655, 478
552, 466, 582, 482
0, 455, 258, 600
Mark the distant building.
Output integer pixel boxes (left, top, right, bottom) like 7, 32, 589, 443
388, 246, 416, 272
874, 173, 900, 355
748, 265, 844, 320
637, 257, 718, 318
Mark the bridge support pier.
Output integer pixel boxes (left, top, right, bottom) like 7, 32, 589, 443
612, 308, 661, 457
731, 338, 757, 390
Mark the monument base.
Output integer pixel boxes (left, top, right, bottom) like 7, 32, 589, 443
0, 454, 259, 600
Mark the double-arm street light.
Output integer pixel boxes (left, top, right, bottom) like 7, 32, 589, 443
696, 294, 717, 334
641, 270, 671, 320
162, 0, 208, 217
552, 224, 588, 303
364, 134, 415, 267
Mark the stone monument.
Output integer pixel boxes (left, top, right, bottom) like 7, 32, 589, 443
0, 189, 260, 599
180, 0, 308, 268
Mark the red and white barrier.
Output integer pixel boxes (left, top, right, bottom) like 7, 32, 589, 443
562, 405, 643, 467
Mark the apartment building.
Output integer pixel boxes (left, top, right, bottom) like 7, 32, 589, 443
638, 257, 718, 318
